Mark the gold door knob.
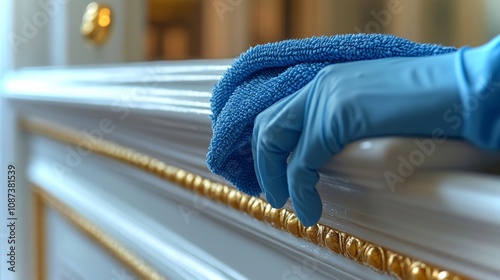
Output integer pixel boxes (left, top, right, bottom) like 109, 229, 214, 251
81, 2, 112, 46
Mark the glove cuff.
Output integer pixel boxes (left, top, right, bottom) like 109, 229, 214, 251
455, 37, 500, 149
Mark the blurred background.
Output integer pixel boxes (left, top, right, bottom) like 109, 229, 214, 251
3, 0, 500, 68
145, 0, 500, 60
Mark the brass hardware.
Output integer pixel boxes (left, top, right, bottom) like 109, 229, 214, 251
81, 2, 112, 46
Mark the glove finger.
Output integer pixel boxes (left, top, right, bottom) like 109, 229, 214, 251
287, 137, 331, 226
252, 86, 309, 208
286, 88, 338, 226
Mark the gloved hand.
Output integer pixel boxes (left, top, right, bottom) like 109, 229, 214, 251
252, 35, 500, 226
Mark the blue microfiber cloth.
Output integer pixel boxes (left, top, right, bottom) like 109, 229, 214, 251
207, 33, 456, 196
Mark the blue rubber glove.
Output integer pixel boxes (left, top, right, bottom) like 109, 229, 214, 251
252, 36, 500, 226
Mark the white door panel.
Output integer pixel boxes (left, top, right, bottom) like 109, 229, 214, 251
52, 0, 145, 65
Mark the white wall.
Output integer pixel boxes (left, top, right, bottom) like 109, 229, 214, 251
1, 0, 16, 279
486, 0, 500, 39
1, 1, 34, 279
10, 0, 54, 68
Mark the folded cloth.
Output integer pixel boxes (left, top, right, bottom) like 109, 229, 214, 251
207, 33, 456, 196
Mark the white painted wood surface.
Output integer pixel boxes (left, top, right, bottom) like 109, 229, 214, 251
3, 61, 500, 279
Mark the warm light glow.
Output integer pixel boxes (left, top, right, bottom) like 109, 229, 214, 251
86, 2, 98, 14
98, 10, 111, 27
99, 8, 110, 16
82, 22, 94, 33
99, 15, 111, 27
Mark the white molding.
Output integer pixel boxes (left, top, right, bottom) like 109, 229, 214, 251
28, 135, 379, 279
5, 60, 500, 279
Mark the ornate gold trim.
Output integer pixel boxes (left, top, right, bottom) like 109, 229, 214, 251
34, 189, 46, 280
32, 185, 165, 280
23, 119, 469, 280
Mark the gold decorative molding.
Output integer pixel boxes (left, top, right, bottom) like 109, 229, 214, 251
23, 118, 469, 280
34, 189, 46, 280
32, 185, 165, 280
